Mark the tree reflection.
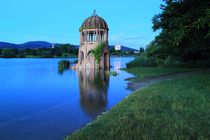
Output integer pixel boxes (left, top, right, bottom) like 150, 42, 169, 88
77, 69, 109, 118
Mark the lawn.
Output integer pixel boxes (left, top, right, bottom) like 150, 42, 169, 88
65, 71, 210, 140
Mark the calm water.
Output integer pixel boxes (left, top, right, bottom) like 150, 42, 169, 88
0, 57, 134, 140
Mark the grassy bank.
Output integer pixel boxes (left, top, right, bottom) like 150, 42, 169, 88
65, 71, 210, 140
123, 67, 192, 81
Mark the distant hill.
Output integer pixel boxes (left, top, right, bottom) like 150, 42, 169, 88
0, 41, 138, 52
0, 41, 52, 49
19, 41, 52, 49
0, 42, 17, 48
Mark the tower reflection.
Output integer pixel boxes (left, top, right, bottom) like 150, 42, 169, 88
77, 69, 109, 118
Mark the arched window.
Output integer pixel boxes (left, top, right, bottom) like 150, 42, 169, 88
88, 51, 93, 57
80, 51, 84, 62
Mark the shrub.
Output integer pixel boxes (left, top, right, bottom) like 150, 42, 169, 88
58, 60, 70, 74
162, 56, 184, 68
91, 43, 106, 64
126, 55, 158, 68
106, 71, 118, 76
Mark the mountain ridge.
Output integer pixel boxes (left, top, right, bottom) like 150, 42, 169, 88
0, 41, 138, 51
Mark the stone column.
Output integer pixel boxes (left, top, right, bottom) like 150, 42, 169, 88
85, 31, 87, 42
96, 30, 97, 42
107, 30, 108, 42
104, 30, 106, 41
99, 31, 101, 42
87, 31, 88, 42
105, 30, 108, 41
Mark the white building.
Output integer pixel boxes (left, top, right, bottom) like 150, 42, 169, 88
115, 45, 121, 51
51, 43, 55, 48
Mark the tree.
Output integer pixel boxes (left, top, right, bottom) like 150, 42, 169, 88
139, 47, 145, 54
151, 0, 210, 63
2, 48, 18, 58
0, 49, 2, 56
58, 60, 70, 74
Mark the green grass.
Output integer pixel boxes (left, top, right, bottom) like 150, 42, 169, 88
65, 71, 210, 140
123, 67, 192, 81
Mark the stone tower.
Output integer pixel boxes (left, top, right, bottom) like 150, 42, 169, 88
74, 10, 110, 69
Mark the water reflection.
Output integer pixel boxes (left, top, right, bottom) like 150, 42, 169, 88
77, 69, 109, 118
114, 58, 121, 73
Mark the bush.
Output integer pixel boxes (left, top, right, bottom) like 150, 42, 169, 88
162, 56, 184, 68
58, 60, 71, 74
126, 55, 158, 68
182, 60, 210, 69
162, 56, 210, 68
106, 71, 118, 76
128, 55, 210, 69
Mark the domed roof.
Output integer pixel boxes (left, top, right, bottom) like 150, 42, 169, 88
80, 10, 109, 31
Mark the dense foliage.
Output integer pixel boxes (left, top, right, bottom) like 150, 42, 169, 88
128, 0, 210, 68
0, 44, 78, 58
152, 0, 210, 61
91, 43, 106, 64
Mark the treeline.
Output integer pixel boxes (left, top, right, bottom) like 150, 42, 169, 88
127, 0, 210, 68
0, 44, 78, 58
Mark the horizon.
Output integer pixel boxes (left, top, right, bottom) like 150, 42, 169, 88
0, 41, 139, 51
0, 0, 162, 49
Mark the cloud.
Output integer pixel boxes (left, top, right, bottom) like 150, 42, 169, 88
109, 34, 148, 49
108, 22, 156, 49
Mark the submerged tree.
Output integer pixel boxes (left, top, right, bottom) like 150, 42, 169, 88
58, 60, 70, 74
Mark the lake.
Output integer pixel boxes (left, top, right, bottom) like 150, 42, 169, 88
0, 57, 134, 140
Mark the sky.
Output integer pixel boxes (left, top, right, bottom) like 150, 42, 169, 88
0, 0, 162, 49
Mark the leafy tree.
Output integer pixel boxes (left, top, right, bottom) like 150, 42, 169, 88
42, 50, 53, 58
128, 0, 210, 68
0, 49, 2, 56
2, 48, 18, 58
139, 47, 145, 54
109, 47, 116, 54
151, 0, 210, 64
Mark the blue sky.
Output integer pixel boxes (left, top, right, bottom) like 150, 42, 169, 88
0, 0, 162, 49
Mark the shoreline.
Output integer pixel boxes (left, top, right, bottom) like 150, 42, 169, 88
65, 69, 210, 140
0, 55, 136, 59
